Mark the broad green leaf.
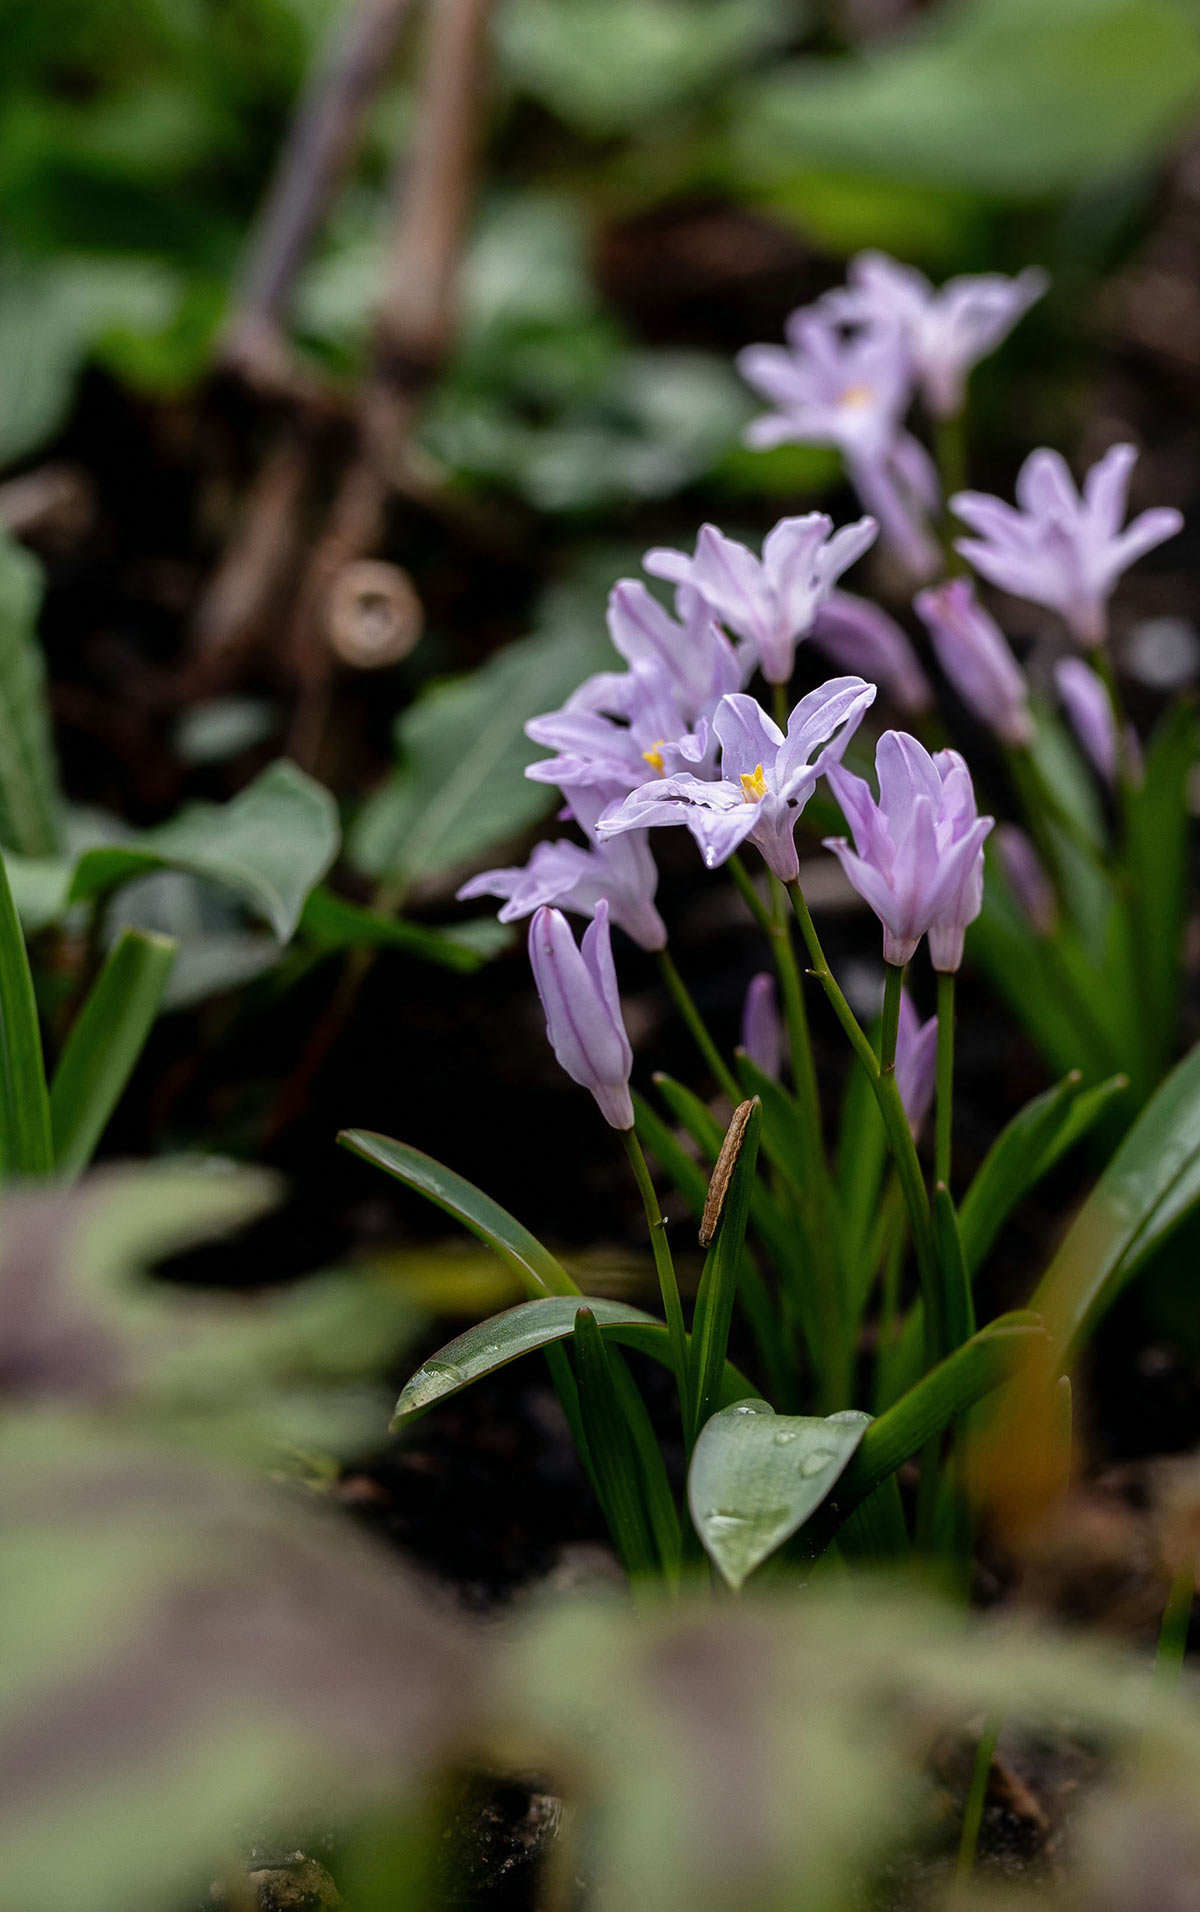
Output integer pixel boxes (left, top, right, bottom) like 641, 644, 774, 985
687, 1401, 868, 1589
349, 611, 615, 889
573, 1307, 661, 1581
742, 0, 1200, 198
390, 1294, 757, 1425
1030, 1039, 1200, 1365
958, 1069, 1128, 1275
499, 0, 788, 133
69, 761, 339, 942
0, 530, 63, 858
339, 1128, 579, 1299
0, 849, 51, 1177
690, 1097, 762, 1439
3, 852, 72, 933
49, 929, 177, 1178
299, 886, 510, 970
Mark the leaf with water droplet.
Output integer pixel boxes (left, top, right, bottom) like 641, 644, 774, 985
687, 1404, 869, 1588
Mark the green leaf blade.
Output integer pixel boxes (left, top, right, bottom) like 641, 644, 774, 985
49, 929, 177, 1179
70, 761, 339, 942
0, 530, 63, 859
0, 850, 51, 1178
340, 1128, 581, 1301
687, 1402, 868, 1588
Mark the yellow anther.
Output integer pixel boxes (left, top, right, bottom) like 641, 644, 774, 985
739, 763, 768, 803
839, 383, 874, 410
642, 740, 667, 773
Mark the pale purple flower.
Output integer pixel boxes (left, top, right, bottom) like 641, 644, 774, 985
608, 579, 747, 718
1054, 657, 1141, 788
994, 823, 1056, 937
825, 253, 1048, 419
952, 445, 1183, 648
825, 733, 993, 969
525, 658, 712, 795
528, 900, 634, 1130
458, 784, 666, 950
736, 309, 941, 583
740, 972, 782, 1081
599, 677, 876, 883
809, 590, 933, 715
895, 990, 938, 1139
642, 513, 877, 685
915, 577, 1032, 748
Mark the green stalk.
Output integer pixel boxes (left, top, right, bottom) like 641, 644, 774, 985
622, 1127, 691, 1429
767, 875, 846, 1406
955, 1713, 1000, 1886
880, 962, 904, 1073
771, 680, 790, 733
936, 970, 955, 1193
656, 947, 740, 1104
787, 881, 944, 1364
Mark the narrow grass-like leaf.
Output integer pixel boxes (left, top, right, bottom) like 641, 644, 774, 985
0, 530, 62, 857
835, 1028, 889, 1298
690, 1097, 762, 1440
958, 1070, 1128, 1276
933, 1186, 974, 1351
299, 886, 509, 969
634, 1091, 795, 1411
1125, 700, 1195, 1083
733, 1051, 805, 1189
340, 1129, 579, 1298
653, 1071, 801, 1296
1029, 1038, 1200, 1365
0, 849, 50, 1177
835, 1313, 1047, 1520
49, 929, 177, 1178
688, 1401, 867, 1588
70, 761, 339, 942
574, 1308, 660, 1581
391, 1295, 758, 1425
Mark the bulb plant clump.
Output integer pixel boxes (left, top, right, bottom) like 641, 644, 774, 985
342, 250, 1191, 1594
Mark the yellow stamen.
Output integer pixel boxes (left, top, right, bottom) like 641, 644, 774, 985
839, 383, 874, 410
642, 740, 667, 773
739, 763, 768, 803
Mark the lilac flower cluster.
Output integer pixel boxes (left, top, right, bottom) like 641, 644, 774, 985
738, 252, 1048, 582
458, 248, 1184, 1131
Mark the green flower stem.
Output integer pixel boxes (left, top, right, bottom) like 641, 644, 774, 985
936, 970, 956, 1192
727, 856, 847, 1403
622, 1126, 691, 1431
656, 947, 741, 1105
880, 961, 904, 1073
786, 881, 944, 1365
772, 680, 790, 733
767, 875, 847, 1406
1090, 645, 1134, 794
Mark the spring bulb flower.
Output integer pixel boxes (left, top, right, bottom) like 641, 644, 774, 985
915, 577, 1032, 748
825, 732, 993, 970
952, 445, 1183, 648
895, 990, 938, 1140
528, 901, 634, 1130
599, 678, 876, 884
810, 590, 933, 716
608, 578, 747, 719
994, 824, 1057, 937
642, 514, 878, 686
740, 972, 782, 1081
824, 253, 1048, 419
459, 783, 667, 951
1054, 658, 1141, 788
525, 658, 713, 796
736, 310, 941, 583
